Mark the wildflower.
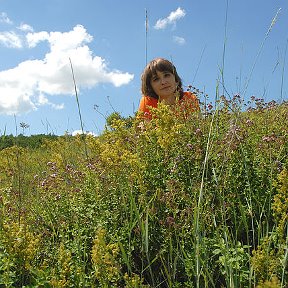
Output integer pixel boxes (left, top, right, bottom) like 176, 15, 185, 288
245, 119, 253, 126
233, 93, 241, 99
275, 160, 283, 172
47, 161, 57, 170
194, 128, 202, 136
207, 103, 213, 110
262, 134, 276, 142
91, 228, 121, 284
41, 180, 47, 187
186, 143, 193, 150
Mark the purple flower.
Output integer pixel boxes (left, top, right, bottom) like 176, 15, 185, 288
186, 143, 193, 150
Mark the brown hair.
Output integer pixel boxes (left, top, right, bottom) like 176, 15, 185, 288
141, 58, 183, 99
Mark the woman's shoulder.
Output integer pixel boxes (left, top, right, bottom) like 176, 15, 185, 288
139, 95, 158, 110
138, 95, 158, 119
141, 95, 158, 105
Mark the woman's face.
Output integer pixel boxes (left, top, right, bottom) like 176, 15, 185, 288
150, 70, 177, 101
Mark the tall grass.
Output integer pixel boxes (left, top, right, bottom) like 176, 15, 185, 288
0, 95, 287, 287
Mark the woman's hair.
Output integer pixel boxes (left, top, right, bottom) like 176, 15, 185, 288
141, 58, 183, 99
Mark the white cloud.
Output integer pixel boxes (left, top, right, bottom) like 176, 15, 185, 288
37, 94, 64, 110
18, 23, 34, 32
0, 31, 23, 48
173, 36, 186, 45
72, 130, 97, 137
0, 24, 134, 115
154, 7, 186, 30
0, 12, 13, 24
26, 31, 49, 48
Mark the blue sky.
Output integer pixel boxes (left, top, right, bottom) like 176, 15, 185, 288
0, 0, 287, 136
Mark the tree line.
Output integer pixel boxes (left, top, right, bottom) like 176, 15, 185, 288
0, 134, 60, 150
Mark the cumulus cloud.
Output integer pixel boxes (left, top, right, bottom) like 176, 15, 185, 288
173, 36, 186, 45
26, 31, 49, 48
0, 24, 134, 115
154, 7, 186, 30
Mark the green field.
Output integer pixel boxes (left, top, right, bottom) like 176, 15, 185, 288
0, 96, 287, 287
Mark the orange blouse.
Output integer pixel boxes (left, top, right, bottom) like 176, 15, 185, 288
138, 91, 199, 119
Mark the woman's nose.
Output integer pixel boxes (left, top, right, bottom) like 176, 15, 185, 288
160, 77, 166, 84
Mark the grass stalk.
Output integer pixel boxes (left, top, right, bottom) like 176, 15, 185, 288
220, 0, 229, 98
280, 39, 288, 102
145, 8, 148, 65
243, 8, 282, 97
195, 106, 216, 287
69, 57, 89, 160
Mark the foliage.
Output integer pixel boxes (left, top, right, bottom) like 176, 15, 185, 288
0, 97, 287, 287
0, 134, 59, 150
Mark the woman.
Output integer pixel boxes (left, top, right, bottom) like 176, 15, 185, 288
138, 58, 199, 119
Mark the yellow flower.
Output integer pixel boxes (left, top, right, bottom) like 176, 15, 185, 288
91, 228, 121, 285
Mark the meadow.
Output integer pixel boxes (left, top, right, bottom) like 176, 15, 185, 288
0, 94, 287, 287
